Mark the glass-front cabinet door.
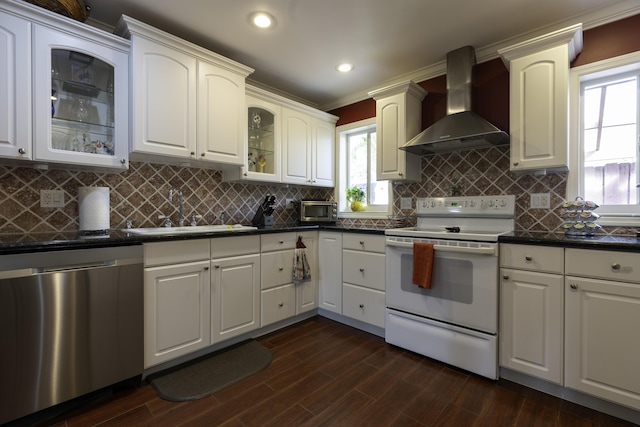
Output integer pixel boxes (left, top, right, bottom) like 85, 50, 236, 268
32, 24, 129, 169
245, 96, 281, 182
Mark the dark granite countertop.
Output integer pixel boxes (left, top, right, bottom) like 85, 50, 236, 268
0, 224, 386, 255
499, 231, 640, 253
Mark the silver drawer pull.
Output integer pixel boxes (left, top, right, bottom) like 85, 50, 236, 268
525, 256, 532, 261
611, 263, 621, 270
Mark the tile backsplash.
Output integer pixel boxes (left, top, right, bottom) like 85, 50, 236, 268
0, 146, 634, 235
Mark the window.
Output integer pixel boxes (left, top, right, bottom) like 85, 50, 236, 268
568, 52, 640, 225
336, 118, 391, 218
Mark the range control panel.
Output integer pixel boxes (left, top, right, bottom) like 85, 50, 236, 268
416, 195, 515, 217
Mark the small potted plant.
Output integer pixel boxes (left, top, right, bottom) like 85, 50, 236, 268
346, 186, 365, 211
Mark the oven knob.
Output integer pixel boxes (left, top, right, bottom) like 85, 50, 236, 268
488, 200, 495, 207
469, 200, 476, 207
499, 199, 507, 207
430, 200, 436, 208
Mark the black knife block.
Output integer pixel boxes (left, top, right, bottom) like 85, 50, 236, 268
251, 206, 274, 227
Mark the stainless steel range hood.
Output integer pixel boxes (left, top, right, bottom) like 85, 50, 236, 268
400, 46, 508, 155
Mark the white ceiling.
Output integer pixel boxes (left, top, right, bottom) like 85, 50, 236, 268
87, 0, 640, 110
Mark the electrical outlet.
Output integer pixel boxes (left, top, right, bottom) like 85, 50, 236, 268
285, 198, 295, 210
400, 197, 412, 209
530, 193, 550, 209
40, 190, 65, 208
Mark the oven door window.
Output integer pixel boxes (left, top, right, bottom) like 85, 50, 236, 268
400, 254, 472, 303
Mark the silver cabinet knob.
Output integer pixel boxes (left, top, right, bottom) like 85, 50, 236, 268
525, 256, 532, 261
120, 158, 126, 164
204, 266, 209, 271
215, 265, 220, 269
359, 304, 364, 309
513, 161, 519, 166
359, 268, 364, 272
570, 283, 578, 290
612, 263, 621, 270
201, 152, 205, 157
190, 151, 195, 156
502, 275, 509, 280
278, 267, 283, 271
279, 240, 284, 244
18, 148, 26, 154
359, 241, 364, 245
278, 303, 284, 308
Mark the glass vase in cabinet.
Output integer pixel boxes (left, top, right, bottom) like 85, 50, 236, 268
243, 97, 281, 182
32, 24, 129, 170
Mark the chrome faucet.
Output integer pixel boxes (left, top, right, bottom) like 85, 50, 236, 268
168, 186, 185, 227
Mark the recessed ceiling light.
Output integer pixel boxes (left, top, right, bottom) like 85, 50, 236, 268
336, 63, 354, 73
250, 12, 275, 29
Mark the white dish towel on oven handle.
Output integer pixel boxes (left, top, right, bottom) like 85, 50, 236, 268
293, 236, 311, 282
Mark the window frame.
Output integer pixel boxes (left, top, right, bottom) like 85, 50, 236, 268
567, 51, 640, 226
335, 118, 392, 219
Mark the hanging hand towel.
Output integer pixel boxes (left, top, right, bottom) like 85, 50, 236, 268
412, 242, 434, 289
293, 237, 311, 282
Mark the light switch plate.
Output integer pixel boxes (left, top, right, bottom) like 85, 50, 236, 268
400, 197, 412, 209
530, 193, 550, 209
285, 198, 295, 210
41, 190, 65, 208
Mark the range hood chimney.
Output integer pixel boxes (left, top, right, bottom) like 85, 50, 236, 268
400, 46, 508, 155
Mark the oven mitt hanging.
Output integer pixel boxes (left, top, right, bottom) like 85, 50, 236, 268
293, 236, 311, 282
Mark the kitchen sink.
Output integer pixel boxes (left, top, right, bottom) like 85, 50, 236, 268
123, 224, 258, 236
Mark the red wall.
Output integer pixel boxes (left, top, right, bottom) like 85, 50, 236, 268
329, 14, 640, 129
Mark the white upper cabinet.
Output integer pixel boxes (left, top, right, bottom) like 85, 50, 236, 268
499, 24, 583, 173
1, 0, 130, 170
281, 107, 336, 187
225, 84, 337, 186
115, 15, 253, 168
0, 10, 30, 161
369, 81, 426, 182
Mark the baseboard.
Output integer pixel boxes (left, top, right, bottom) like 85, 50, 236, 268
500, 368, 640, 425
317, 308, 385, 338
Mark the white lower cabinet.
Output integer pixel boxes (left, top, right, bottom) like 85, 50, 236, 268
143, 239, 211, 368
211, 235, 261, 343
500, 243, 564, 383
260, 231, 318, 327
500, 268, 564, 383
565, 248, 640, 411
342, 283, 385, 328
341, 233, 386, 328
500, 244, 640, 412
318, 231, 343, 313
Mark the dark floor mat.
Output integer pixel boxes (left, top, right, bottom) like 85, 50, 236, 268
148, 340, 272, 402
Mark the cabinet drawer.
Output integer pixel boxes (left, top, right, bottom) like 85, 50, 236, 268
211, 235, 260, 258
261, 250, 295, 290
566, 248, 640, 283
342, 233, 385, 253
144, 239, 210, 267
343, 283, 385, 328
261, 232, 296, 252
261, 284, 296, 327
500, 244, 563, 274
343, 250, 385, 291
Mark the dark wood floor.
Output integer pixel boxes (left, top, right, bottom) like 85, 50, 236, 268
40, 316, 634, 426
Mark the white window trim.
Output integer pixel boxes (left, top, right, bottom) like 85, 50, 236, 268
335, 118, 392, 219
568, 51, 640, 227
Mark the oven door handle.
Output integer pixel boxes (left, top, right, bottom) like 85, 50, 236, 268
385, 240, 497, 255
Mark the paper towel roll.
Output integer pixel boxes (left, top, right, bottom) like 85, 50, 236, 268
78, 187, 110, 232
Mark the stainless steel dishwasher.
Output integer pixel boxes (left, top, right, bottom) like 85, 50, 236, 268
0, 245, 144, 425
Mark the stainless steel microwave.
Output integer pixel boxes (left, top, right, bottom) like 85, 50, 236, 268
300, 201, 338, 223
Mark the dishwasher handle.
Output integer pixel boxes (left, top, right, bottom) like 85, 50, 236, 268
37, 260, 117, 274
